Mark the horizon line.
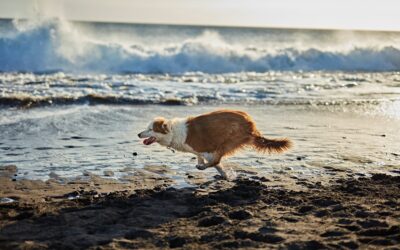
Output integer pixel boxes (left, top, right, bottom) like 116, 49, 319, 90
1, 17, 400, 33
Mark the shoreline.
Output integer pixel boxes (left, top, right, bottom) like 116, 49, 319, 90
1, 168, 399, 249
2, 104, 399, 184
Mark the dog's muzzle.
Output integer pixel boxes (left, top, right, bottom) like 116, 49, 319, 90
138, 131, 148, 138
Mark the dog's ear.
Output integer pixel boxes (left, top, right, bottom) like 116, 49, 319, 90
162, 123, 170, 133
153, 117, 169, 134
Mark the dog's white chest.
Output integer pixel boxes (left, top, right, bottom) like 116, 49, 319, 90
167, 118, 197, 154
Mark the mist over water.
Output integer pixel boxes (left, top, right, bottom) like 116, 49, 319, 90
1, 18, 400, 73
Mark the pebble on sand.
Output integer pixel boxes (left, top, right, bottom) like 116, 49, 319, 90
104, 170, 114, 177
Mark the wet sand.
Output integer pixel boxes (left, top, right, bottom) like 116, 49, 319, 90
2, 104, 400, 183
1, 165, 399, 249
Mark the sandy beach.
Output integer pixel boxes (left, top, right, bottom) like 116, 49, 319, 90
1, 165, 399, 249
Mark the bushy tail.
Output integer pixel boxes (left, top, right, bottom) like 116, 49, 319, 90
252, 136, 292, 154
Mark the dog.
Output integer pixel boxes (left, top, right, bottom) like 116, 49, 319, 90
138, 110, 292, 179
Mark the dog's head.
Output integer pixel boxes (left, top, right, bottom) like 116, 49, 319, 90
138, 117, 171, 145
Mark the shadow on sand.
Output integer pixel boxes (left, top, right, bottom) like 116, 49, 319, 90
1, 175, 400, 249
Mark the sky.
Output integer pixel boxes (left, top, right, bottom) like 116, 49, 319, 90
0, 0, 399, 31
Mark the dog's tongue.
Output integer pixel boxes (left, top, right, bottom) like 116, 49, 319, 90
143, 137, 156, 145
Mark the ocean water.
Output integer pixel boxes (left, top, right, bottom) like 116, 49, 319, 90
1, 19, 399, 184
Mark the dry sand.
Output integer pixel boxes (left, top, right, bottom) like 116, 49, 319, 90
0, 164, 399, 249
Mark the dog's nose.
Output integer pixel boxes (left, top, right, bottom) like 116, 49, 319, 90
137, 133, 141, 138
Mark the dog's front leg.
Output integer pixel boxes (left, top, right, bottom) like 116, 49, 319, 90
196, 162, 208, 170
195, 153, 206, 169
196, 152, 221, 170
196, 152, 213, 170
197, 155, 205, 165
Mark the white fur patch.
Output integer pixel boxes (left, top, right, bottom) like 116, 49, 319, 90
156, 117, 197, 154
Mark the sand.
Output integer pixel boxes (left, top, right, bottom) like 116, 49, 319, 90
1, 165, 399, 249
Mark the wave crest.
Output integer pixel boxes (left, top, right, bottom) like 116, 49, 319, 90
1, 19, 400, 73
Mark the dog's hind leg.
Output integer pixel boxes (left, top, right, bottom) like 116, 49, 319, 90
215, 164, 237, 180
215, 164, 228, 179
195, 152, 236, 180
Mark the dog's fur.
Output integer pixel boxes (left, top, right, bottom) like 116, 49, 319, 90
138, 110, 292, 179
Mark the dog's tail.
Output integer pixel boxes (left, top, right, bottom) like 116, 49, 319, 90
251, 135, 292, 154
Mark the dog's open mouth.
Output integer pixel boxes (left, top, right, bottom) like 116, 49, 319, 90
143, 136, 156, 145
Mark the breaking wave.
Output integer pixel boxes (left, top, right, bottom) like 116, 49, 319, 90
1, 19, 400, 73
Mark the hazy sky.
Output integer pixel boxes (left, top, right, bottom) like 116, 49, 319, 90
0, 0, 399, 31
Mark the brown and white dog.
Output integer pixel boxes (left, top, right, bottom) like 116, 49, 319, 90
138, 110, 292, 179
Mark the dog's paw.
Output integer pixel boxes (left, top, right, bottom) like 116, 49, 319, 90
196, 164, 207, 170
